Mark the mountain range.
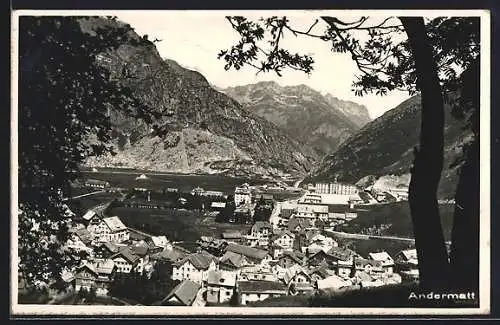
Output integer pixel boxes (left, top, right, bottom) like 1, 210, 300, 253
306, 94, 473, 198
221, 82, 371, 155
79, 17, 318, 179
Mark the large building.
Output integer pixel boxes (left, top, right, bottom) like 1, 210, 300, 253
234, 184, 252, 206
315, 182, 359, 195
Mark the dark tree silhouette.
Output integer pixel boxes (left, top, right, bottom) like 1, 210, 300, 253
218, 15, 480, 292
18, 16, 158, 286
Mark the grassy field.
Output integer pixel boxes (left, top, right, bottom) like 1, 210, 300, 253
333, 237, 415, 258
66, 191, 122, 215
109, 207, 252, 251
341, 202, 455, 241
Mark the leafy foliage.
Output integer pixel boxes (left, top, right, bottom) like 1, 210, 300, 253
219, 16, 479, 97
18, 16, 156, 286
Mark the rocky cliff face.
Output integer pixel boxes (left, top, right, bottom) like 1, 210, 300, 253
221, 82, 371, 156
79, 17, 318, 179
307, 95, 473, 198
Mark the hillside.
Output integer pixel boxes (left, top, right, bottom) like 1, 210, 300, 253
307, 94, 473, 198
78, 17, 318, 179
221, 82, 371, 155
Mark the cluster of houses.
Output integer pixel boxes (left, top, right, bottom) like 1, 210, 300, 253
27, 180, 418, 307
54, 206, 180, 297
160, 215, 420, 306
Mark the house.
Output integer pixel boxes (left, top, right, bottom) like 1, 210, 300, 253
218, 251, 249, 273
87, 216, 129, 244
94, 242, 121, 259
130, 242, 152, 274
226, 243, 271, 266
84, 179, 110, 189
147, 235, 171, 253
356, 271, 385, 288
316, 274, 353, 291
110, 247, 140, 273
277, 250, 305, 269
65, 228, 93, 255
151, 246, 188, 264
232, 204, 254, 224
237, 280, 287, 305
287, 218, 313, 234
395, 249, 419, 281
368, 251, 395, 274
74, 259, 116, 296
206, 270, 237, 304
354, 258, 384, 277
210, 201, 226, 211
234, 185, 252, 206
283, 264, 311, 287
308, 262, 337, 284
239, 265, 278, 282
172, 252, 218, 283
249, 221, 272, 247
160, 279, 204, 306
271, 230, 295, 250
80, 209, 101, 227
395, 249, 418, 267
328, 247, 359, 278
221, 231, 242, 242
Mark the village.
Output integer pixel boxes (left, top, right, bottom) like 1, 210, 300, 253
20, 177, 419, 307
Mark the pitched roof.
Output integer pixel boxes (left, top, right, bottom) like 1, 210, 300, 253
398, 249, 418, 261
162, 279, 201, 306
226, 243, 268, 261
102, 216, 127, 232
237, 280, 287, 294
280, 210, 294, 220
308, 264, 336, 279
317, 275, 352, 290
287, 218, 312, 232
82, 210, 97, 221
368, 251, 394, 266
355, 258, 383, 270
207, 270, 237, 287
283, 264, 309, 284
252, 221, 272, 232
95, 259, 116, 275
211, 202, 226, 208
74, 228, 93, 245
271, 230, 295, 242
327, 246, 358, 261
153, 247, 187, 262
130, 243, 149, 257
356, 271, 374, 282
280, 250, 304, 264
219, 251, 248, 268
221, 231, 242, 239
111, 247, 140, 264
175, 252, 216, 270
150, 235, 169, 248
100, 241, 120, 254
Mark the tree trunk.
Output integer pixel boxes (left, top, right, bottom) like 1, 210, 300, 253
449, 57, 480, 292
450, 139, 479, 292
399, 17, 451, 290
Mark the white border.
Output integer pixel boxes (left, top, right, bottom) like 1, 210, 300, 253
10, 9, 491, 316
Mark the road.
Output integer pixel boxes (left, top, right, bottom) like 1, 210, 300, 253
63, 190, 106, 201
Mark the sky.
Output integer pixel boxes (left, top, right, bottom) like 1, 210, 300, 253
115, 11, 412, 119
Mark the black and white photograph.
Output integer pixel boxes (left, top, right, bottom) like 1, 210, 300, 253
10, 9, 491, 316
